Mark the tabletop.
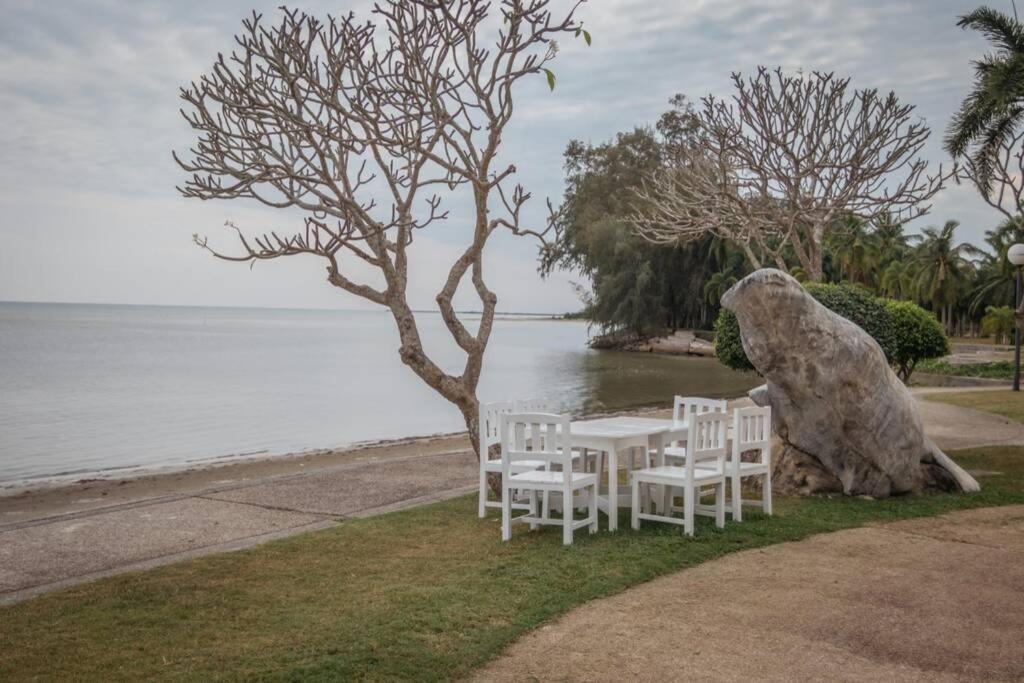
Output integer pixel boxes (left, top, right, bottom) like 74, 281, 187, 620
567, 415, 685, 438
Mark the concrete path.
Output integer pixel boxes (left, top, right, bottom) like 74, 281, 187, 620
0, 437, 479, 604
475, 505, 1024, 682
1, 389, 1021, 605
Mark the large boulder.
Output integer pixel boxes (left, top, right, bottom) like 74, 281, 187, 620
722, 269, 979, 497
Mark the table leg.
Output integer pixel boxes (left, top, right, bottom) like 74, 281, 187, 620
607, 446, 619, 531
652, 434, 666, 514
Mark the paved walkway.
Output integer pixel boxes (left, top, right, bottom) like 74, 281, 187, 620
475, 505, 1024, 681
0, 437, 479, 604
1, 389, 1022, 605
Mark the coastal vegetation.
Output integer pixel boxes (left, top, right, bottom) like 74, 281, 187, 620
547, 100, 1024, 343
546, 6, 1024, 347
0, 434, 1020, 680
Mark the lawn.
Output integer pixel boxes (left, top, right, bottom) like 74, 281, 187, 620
1, 444, 1022, 681
917, 359, 1014, 380
923, 388, 1024, 423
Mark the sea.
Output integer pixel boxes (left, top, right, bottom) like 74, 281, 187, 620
0, 302, 758, 485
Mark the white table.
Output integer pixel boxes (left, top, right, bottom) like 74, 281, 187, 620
567, 416, 687, 531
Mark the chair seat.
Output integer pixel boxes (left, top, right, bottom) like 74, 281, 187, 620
658, 447, 719, 464
483, 458, 548, 472
632, 464, 725, 484
724, 460, 770, 475
507, 470, 598, 487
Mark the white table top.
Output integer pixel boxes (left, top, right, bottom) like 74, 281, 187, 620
568, 415, 685, 438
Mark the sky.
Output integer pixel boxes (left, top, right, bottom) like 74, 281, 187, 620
0, 0, 1012, 313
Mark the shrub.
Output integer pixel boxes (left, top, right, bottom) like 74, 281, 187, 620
803, 283, 896, 361
980, 305, 1015, 345
714, 309, 754, 371
885, 300, 950, 381
713, 283, 945, 382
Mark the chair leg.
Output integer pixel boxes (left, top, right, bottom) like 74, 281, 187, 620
683, 485, 695, 536
763, 469, 773, 516
731, 475, 742, 522
589, 483, 598, 533
529, 490, 539, 531
578, 449, 589, 513
631, 477, 640, 530
478, 466, 488, 518
501, 485, 512, 541
716, 481, 725, 529
563, 487, 573, 545
542, 491, 550, 520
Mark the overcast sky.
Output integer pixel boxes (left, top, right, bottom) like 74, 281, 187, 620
0, 0, 1010, 312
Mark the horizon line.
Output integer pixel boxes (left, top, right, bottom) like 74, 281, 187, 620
0, 299, 568, 317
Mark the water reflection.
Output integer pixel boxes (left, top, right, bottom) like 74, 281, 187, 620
571, 351, 759, 414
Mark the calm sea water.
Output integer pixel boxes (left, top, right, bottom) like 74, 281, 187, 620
0, 303, 758, 484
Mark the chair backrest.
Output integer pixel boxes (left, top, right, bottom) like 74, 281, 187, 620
672, 396, 727, 447
687, 411, 727, 476
673, 396, 728, 425
500, 412, 573, 482
732, 406, 771, 467
514, 398, 551, 413
479, 401, 515, 461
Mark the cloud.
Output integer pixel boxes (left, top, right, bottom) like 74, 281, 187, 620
0, 0, 1009, 311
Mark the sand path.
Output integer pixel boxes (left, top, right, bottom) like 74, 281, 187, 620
474, 505, 1024, 682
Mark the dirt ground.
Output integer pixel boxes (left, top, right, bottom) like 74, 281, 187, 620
474, 505, 1024, 682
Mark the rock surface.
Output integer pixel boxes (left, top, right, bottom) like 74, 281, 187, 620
722, 269, 979, 496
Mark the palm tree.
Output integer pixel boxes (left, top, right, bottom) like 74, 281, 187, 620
703, 270, 738, 308
871, 213, 910, 267
981, 304, 1016, 343
880, 259, 915, 300
969, 217, 1024, 313
911, 220, 982, 332
829, 217, 875, 286
945, 6, 1024, 197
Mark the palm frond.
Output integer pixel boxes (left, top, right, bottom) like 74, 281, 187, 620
958, 6, 1024, 53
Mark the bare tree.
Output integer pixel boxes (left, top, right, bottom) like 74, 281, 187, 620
175, 1, 587, 455
630, 68, 948, 281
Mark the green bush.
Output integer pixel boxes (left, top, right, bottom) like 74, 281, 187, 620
714, 282, 948, 383
713, 309, 754, 371
803, 283, 896, 361
885, 300, 950, 381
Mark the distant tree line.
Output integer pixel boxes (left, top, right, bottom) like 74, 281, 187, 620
545, 93, 1022, 343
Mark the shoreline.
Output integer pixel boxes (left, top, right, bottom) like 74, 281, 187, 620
0, 404, 675, 524
5, 374, 1007, 521
591, 329, 716, 357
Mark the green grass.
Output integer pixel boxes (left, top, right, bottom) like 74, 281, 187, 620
917, 359, 1014, 379
1, 444, 1023, 681
949, 336, 999, 346
924, 389, 1024, 423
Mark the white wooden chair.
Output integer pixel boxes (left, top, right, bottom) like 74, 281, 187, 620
478, 399, 584, 517
501, 412, 598, 545
662, 396, 727, 465
631, 411, 727, 536
726, 406, 773, 521
478, 401, 544, 518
